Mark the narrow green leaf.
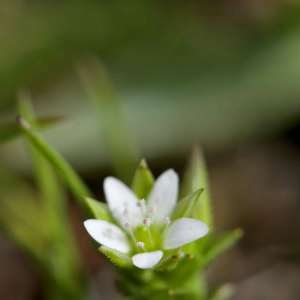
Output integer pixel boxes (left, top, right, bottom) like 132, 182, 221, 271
18, 96, 65, 216
78, 60, 139, 183
17, 95, 77, 257
181, 147, 213, 227
16, 116, 93, 209
99, 246, 132, 268
202, 229, 243, 266
172, 188, 204, 220
0, 180, 49, 264
131, 159, 154, 199
85, 197, 113, 222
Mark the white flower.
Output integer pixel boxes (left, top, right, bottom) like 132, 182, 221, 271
84, 169, 209, 269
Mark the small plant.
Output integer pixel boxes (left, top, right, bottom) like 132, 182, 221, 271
10, 63, 242, 299
84, 159, 240, 300
16, 109, 241, 298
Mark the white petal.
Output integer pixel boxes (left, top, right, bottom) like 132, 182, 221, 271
147, 169, 178, 223
164, 218, 209, 250
104, 177, 143, 228
132, 251, 163, 269
84, 219, 130, 253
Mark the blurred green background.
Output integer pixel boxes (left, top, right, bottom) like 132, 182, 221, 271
1, 0, 300, 299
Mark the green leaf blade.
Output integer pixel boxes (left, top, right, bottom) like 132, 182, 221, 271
182, 147, 213, 227
172, 188, 204, 220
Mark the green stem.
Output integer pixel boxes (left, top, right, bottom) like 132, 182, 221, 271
118, 268, 204, 300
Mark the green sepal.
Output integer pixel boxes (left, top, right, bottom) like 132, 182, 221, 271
202, 229, 243, 266
181, 147, 213, 228
85, 197, 113, 222
156, 251, 184, 272
172, 188, 204, 220
99, 246, 132, 268
132, 159, 154, 199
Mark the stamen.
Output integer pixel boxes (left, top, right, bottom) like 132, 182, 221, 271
140, 199, 147, 216
165, 217, 171, 226
163, 217, 171, 233
143, 217, 151, 227
143, 218, 154, 247
124, 222, 138, 244
136, 241, 145, 250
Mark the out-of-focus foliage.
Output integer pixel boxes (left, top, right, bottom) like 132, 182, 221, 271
0, 98, 87, 299
2, 1, 300, 174
78, 61, 140, 182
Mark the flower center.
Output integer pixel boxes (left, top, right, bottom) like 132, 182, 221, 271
119, 201, 166, 253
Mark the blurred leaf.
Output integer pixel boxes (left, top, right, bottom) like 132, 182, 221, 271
17, 115, 93, 208
18, 95, 65, 220
86, 197, 113, 222
181, 147, 213, 228
131, 159, 154, 199
210, 284, 235, 300
78, 60, 140, 183
99, 246, 132, 268
0, 116, 63, 144
0, 175, 49, 264
202, 229, 243, 266
17, 95, 78, 255
16, 96, 85, 299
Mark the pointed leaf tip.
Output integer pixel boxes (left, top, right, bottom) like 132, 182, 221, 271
182, 147, 213, 227
132, 160, 154, 199
16, 115, 31, 129
140, 159, 148, 168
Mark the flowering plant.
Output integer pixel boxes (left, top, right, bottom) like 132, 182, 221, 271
16, 94, 241, 299
83, 158, 241, 299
